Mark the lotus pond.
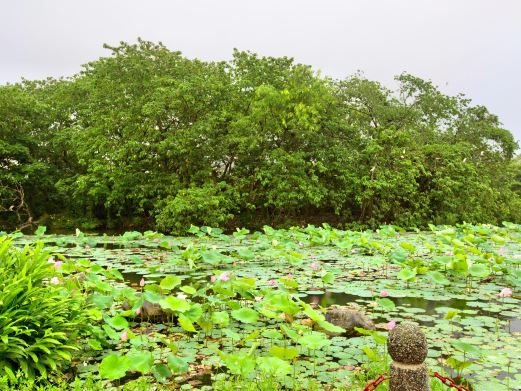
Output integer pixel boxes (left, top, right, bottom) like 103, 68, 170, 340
3, 223, 521, 390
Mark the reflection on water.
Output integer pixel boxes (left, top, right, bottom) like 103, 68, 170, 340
45, 240, 159, 250
121, 271, 207, 289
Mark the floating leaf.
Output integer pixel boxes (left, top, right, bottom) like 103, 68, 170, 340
269, 346, 299, 360
99, 354, 129, 380
321, 272, 335, 284
468, 264, 490, 278
298, 332, 331, 350
444, 309, 460, 321
317, 320, 345, 334
256, 357, 292, 378
452, 341, 481, 356
231, 308, 259, 324
397, 268, 416, 281
427, 271, 450, 286
152, 363, 172, 380
222, 328, 241, 340
180, 285, 196, 295
104, 315, 129, 330
376, 298, 396, 311
166, 354, 189, 373
211, 311, 230, 326
159, 296, 190, 313
219, 353, 255, 377
160, 276, 182, 290
127, 350, 153, 373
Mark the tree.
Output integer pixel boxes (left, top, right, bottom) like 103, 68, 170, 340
1, 40, 519, 232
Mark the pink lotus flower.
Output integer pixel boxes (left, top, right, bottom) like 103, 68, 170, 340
446, 251, 454, 256
135, 307, 142, 315
497, 287, 513, 298
380, 290, 389, 298
48, 257, 55, 263
219, 272, 230, 281
498, 247, 507, 257
310, 261, 321, 271
210, 275, 216, 283
268, 279, 277, 287
120, 330, 128, 342
53, 261, 63, 270
139, 277, 145, 287
286, 273, 293, 279
384, 320, 396, 330
50, 277, 60, 285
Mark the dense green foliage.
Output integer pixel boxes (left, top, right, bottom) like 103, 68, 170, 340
0, 239, 87, 379
1, 39, 520, 233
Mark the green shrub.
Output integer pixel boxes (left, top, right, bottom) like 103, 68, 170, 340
155, 182, 237, 235
0, 373, 164, 391
0, 238, 87, 380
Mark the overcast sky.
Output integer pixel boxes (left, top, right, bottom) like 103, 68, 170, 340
2, 0, 520, 141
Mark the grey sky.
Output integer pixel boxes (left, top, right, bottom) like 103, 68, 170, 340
2, 0, 521, 141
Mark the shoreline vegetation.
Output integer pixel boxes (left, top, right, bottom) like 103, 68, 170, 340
1, 39, 520, 235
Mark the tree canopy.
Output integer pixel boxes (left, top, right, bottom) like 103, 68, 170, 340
1, 39, 520, 233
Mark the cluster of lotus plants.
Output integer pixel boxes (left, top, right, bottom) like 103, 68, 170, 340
1, 222, 520, 390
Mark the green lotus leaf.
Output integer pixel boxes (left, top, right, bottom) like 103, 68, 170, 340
211, 311, 230, 326
127, 350, 153, 373
178, 315, 197, 332
269, 346, 299, 360
427, 271, 450, 286
99, 354, 130, 380
104, 315, 129, 330
152, 363, 172, 380
159, 275, 182, 290
469, 264, 490, 278
256, 356, 292, 378
298, 332, 331, 350
231, 308, 259, 324
166, 353, 189, 373
159, 296, 190, 313
376, 298, 396, 311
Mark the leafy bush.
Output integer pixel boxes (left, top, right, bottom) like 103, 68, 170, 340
0, 373, 163, 391
155, 182, 237, 235
0, 238, 87, 379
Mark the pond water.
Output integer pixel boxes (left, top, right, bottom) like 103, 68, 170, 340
11, 227, 521, 390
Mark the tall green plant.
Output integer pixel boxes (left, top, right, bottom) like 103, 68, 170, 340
0, 238, 87, 379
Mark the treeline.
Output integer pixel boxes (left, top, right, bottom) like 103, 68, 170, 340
1, 39, 520, 233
